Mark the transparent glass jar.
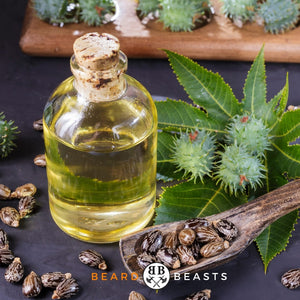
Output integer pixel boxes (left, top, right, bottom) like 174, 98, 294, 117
43, 33, 157, 243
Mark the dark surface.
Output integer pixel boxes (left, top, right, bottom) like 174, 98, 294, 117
0, 1, 299, 299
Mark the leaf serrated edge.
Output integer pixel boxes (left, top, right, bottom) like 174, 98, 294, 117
255, 210, 299, 273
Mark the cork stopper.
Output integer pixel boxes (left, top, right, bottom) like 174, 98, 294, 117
73, 32, 120, 70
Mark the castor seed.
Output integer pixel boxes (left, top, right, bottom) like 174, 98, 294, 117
178, 228, 196, 246
0, 184, 11, 199
34, 154, 46, 167
41, 272, 72, 289
200, 240, 229, 258
195, 226, 222, 243
163, 232, 179, 250
184, 218, 210, 230
176, 245, 197, 266
11, 183, 37, 199
18, 196, 36, 218
33, 119, 43, 131
136, 252, 156, 269
0, 248, 14, 265
212, 219, 238, 241
140, 230, 163, 255
0, 207, 20, 227
156, 247, 180, 269
0, 228, 9, 249
5, 257, 24, 283
128, 291, 146, 300
281, 268, 300, 289
22, 271, 42, 298
79, 249, 107, 270
185, 289, 211, 300
52, 278, 79, 299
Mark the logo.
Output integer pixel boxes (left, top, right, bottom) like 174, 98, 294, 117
143, 263, 170, 289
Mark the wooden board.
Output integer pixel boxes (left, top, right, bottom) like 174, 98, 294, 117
20, 0, 300, 62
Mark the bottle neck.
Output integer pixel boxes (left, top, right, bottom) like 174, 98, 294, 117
70, 51, 128, 102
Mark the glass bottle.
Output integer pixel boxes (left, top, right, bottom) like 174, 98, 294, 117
43, 33, 157, 243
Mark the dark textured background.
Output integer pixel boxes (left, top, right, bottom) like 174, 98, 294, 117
0, 1, 299, 299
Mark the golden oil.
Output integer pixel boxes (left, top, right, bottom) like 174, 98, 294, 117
43, 33, 157, 242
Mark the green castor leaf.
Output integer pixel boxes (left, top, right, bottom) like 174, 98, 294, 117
258, 0, 300, 34
78, 0, 115, 26
214, 143, 266, 195
171, 129, 216, 183
0, 113, 19, 158
221, 0, 258, 27
226, 114, 272, 157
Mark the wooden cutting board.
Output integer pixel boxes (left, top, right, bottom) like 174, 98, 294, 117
20, 0, 300, 62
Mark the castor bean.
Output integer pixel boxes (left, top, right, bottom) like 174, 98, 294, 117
200, 240, 229, 258
163, 232, 179, 250
33, 119, 43, 131
176, 245, 197, 266
184, 218, 210, 230
136, 252, 156, 269
128, 291, 146, 300
41, 272, 72, 289
5, 257, 24, 283
18, 196, 36, 218
140, 230, 163, 254
33, 154, 46, 167
281, 268, 300, 289
156, 247, 180, 269
52, 277, 79, 299
11, 183, 37, 199
185, 289, 211, 300
190, 240, 202, 260
195, 226, 222, 243
0, 184, 11, 199
0, 248, 14, 265
0, 228, 9, 249
0, 207, 20, 227
22, 271, 42, 298
212, 219, 238, 241
178, 228, 196, 246
79, 249, 107, 270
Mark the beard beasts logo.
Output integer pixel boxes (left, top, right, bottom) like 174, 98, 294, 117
143, 263, 170, 289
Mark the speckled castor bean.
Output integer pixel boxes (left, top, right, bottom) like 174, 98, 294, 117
52, 278, 79, 299
185, 289, 211, 300
128, 291, 146, 300
195, 226, 222, 243
212, 219, 238, 241
0, 228, 9, 249
0, 207, 20, 227
176, 245, 197, 266
22, 271, 43, 298
136, 252, 157, 269
156, 247, 180, 269
18, 196, 36, 218
200, 240, 229, 258
0, 184, 11, 199
4, 257, 24, 283
41, 272, 72, 289
178, 228, 196, 246
79, 249, 107, 270
281, 268, 300, 289
11, 183, 37, 199
140, 230, 163, 254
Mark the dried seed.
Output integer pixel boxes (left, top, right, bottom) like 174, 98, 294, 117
5, 257, 24, 283
18, 196, 36, 218
281, 268, 300, 289
41, 272, 72, 289
0, 248, 14, 265
22, 271, 42, 298
128, 291, 146, 300
11, 183, 37, 198
0, 184, 11, 199
200, 240, 229, 258
195, 226, 222, 243
0, 207, 20, 227
52, 277, 79, 299
79, 249, 107, 270
34, 154, 46, 167
178, 228, 196, 246
176, 245, 197, 266
0, 228, 9, 249
190, 240, 202, 260
33, 119, 43, 131
156, 247, 180, 269
136, 252, 156, 269
140, 230, 163, 254
163, 232, 178, 249
184, 218, 210, 230
185, 289, 211, 300
212, 219, 238, 241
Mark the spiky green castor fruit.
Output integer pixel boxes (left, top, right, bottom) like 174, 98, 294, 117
137, 0, 160, 16
214, 144, 265, 195
221, 0, 258, 27
172, 129, 216, 182
159, 0, 207, 32
225, 114, 272, 157
0, 113, 19, 158
258, 0, 300, 34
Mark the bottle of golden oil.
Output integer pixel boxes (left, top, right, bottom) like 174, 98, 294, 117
43, 33, 157, 243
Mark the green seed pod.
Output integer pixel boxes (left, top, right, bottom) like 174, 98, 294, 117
258, 0, 300, 34
221, 0, 257, 27
137, 0, 160, 16
0, 113, 19, 159
225, 114, 272, 157
172, 129, 216, 183
214, 144, 265, 195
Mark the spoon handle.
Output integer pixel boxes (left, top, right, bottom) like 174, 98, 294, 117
218, 179, 300, 239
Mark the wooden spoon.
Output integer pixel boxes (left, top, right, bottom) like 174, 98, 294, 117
119, 179, 300, 284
